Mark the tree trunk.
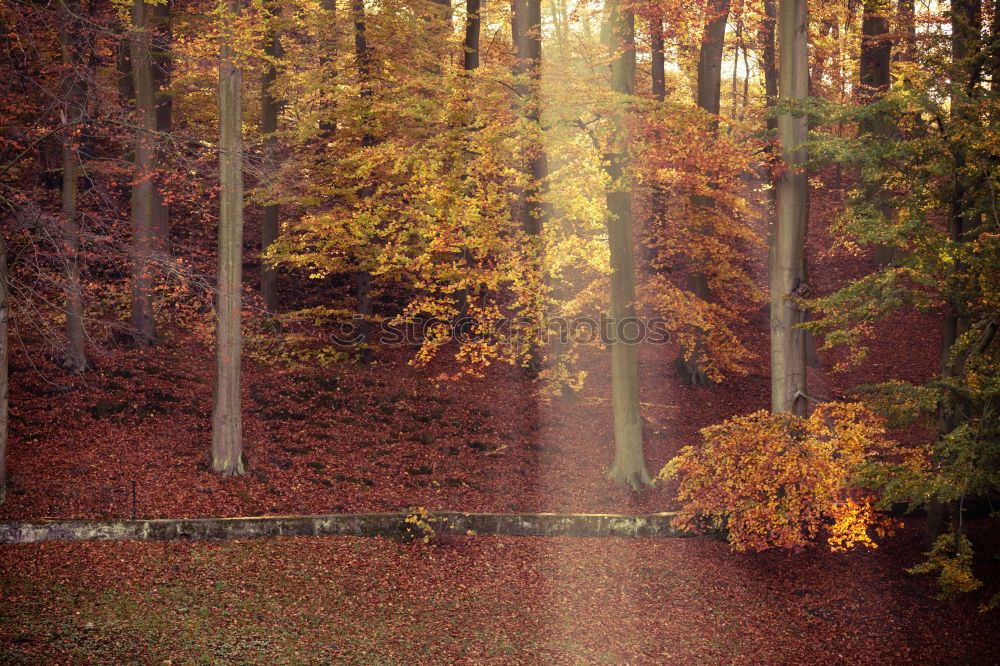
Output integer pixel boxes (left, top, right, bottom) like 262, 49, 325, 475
770, 0, 809, 415
211, 0, 245, 477
117, 38, 133, 103
650, 19, 665, 101
464, 0, 481, 70
318, 0, 337, 137
738, 39, 751, 120
952, 0, 983, 98
557, 0, 570, 51
760, 0, 778, 232
59, 0, 90, 373
925, 0, 983, 549
647, 17, 667, 274
261, 5, 282, 314
352, 0, 375, 360
678, 0, 730, 386
729, 20, 742, 120
647, 18, 667, 278
151, 0, 172, 251
860, 0, 894, 266
761, 0, 819, 369
761, 0, 818, 369
693, 0, 729, 191
450, 0, 482, 323
511, 0, 547, 236
603, 0, 649, 489
761, 0, 778, 129
129, 0, 158, 345
991, 0, 1000, 91
431, 0, 453, 29
550, 0, 567, 52
893, 0, 916, 64
0, 233, 9, 503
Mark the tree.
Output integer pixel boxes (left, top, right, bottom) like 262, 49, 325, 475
351, 0, 374, 360
117, 36, 133, 103
151, 0, 172, 251
805, 0, 1000, 601
511, 0, 548, 236
603, 0, 649, 488
695, 0, 729, 150
859, 0, 894, 266
758, 0, 778, 257
759, 0, 777, 131
0, 232, 8, 503
58, 0, 90, 372
770, 0, 809, 416
650, 18, 665, 102
923, 0, 983, 548
318, 0, 337, 137
260, 2, 282, 314
463, 0, 480, 71
859, 0, 890, 99
129, 0, 159, 345
211, 0, 245, 477
677, 0, 731, 386
431, 0, 453, 29
893, 0, 916, 64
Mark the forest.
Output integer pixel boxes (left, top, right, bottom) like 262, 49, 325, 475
1, 0, 1000, 660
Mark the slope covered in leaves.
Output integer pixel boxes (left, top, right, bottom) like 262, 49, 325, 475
1, 168, 939, 521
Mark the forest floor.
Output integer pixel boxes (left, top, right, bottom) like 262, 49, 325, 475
3, 172, 999, 662
3, 525, 1000, 664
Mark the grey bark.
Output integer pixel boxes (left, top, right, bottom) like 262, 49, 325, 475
760, 0, 819, 368
59, 0, 90, 373
603, 0, 649, 489
211, 0, 245, 477
129, 0, 158, 345
770, 0, 809, 415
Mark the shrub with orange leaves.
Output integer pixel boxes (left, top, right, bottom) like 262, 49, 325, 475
659, 403, 909, 552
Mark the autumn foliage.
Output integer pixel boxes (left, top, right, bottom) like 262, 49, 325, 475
3, 0, 1000, 632
659, 403, 909, 552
